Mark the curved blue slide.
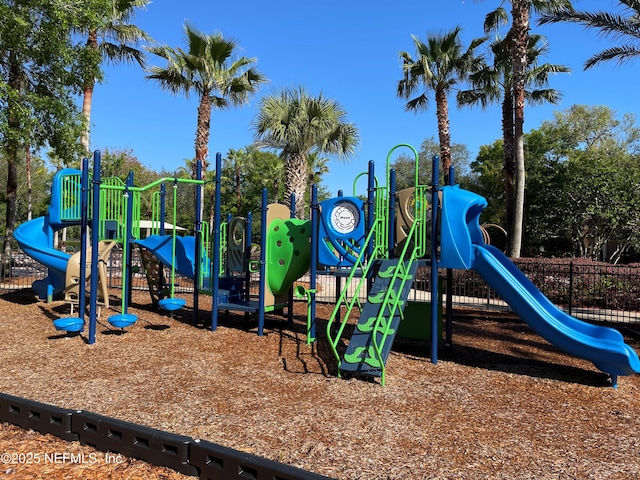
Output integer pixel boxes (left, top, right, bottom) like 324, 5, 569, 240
473, 244, 640, 376
15, 215, 70, 299
439, 185, 640, 378
14, 168, 82, 300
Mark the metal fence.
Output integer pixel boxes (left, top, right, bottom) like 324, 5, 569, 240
3, 248, 640, 324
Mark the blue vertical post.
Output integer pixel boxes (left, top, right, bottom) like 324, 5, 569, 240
88, 151, 102, 344
258, 188, 268, 336
77, 157, 90, 329
430, 155, 440, 364
194, 160, 202, 323
211, 153, 222, 331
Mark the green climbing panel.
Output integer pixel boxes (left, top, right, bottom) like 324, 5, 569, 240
266, 218, 311, 296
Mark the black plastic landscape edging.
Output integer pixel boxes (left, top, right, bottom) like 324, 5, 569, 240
0, 392, 334, 480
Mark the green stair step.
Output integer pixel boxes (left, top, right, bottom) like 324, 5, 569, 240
343, 346, 382, 368
340, 258, 419, 377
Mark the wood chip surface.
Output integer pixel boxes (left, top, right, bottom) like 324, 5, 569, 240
0, 288, 639, 479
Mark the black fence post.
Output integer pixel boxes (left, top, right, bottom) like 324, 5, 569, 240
569, 261, 573, 316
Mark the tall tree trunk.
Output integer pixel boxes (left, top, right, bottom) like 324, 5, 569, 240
509, 0, 529, 258
81, 84, 94, 153
435, 85, 452, 184
195, 93, 211, 172
2, 55, 22, 278
194, 92, 211, 225
285, 152, 308, 219
502, 90, 515, 242
82, 31, 99, 155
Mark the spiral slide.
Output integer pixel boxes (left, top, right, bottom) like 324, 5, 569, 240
15, 216, 70, 299
439, 185, 640, 379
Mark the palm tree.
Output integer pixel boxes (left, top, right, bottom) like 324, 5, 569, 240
538, 0, 640, 69
79, 0, 151, 152
397, 26, 486, 182
253, 87, 359, 219
482, 0, 572, 257
458, 33, 570, 248
147, 23, 267, 176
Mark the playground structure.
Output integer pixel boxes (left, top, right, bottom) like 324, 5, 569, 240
14, 145, 640, 388
14, 152, 316, 340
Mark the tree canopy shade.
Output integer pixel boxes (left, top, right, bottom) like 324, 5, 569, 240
0, 0, 110, 273
252, 87, 359, 219
146, 23, 267, 174
470, 104, 640, 262
538, 0, 640, 69
397, 26, 486, 181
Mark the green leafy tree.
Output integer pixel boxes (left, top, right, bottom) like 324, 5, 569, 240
397, 26, 486, 182
539, 0, 640, 69
392, 136, 473, 190
523, 105, 640, 260
253, 87, 359, 219
78, 0, 151, 152
0, 0, 107, 274
468, 140, 507, 226
242, 148, 286, 207
224, 148, 250, 215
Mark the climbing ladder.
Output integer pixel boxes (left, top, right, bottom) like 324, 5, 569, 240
341, 258, 418, 378
326, 182, 429, 386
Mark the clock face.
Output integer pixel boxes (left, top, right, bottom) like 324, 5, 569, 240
330, 201, 360, 234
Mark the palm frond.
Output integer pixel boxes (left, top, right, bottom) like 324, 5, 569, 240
585, 44, 640, 68
484, 7, 509, 33
526, 88, 563, 106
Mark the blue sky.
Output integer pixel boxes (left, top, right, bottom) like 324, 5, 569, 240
89, 0, 636, 196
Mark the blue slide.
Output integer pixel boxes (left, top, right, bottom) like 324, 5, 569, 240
135, 235, 205, 279
439, 185, 640, 378
473, 244, 640, 376
15, 215, 70, 299
14, 168, 82, 299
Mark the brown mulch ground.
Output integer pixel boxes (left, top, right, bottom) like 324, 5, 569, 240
1, 287, 640, 479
